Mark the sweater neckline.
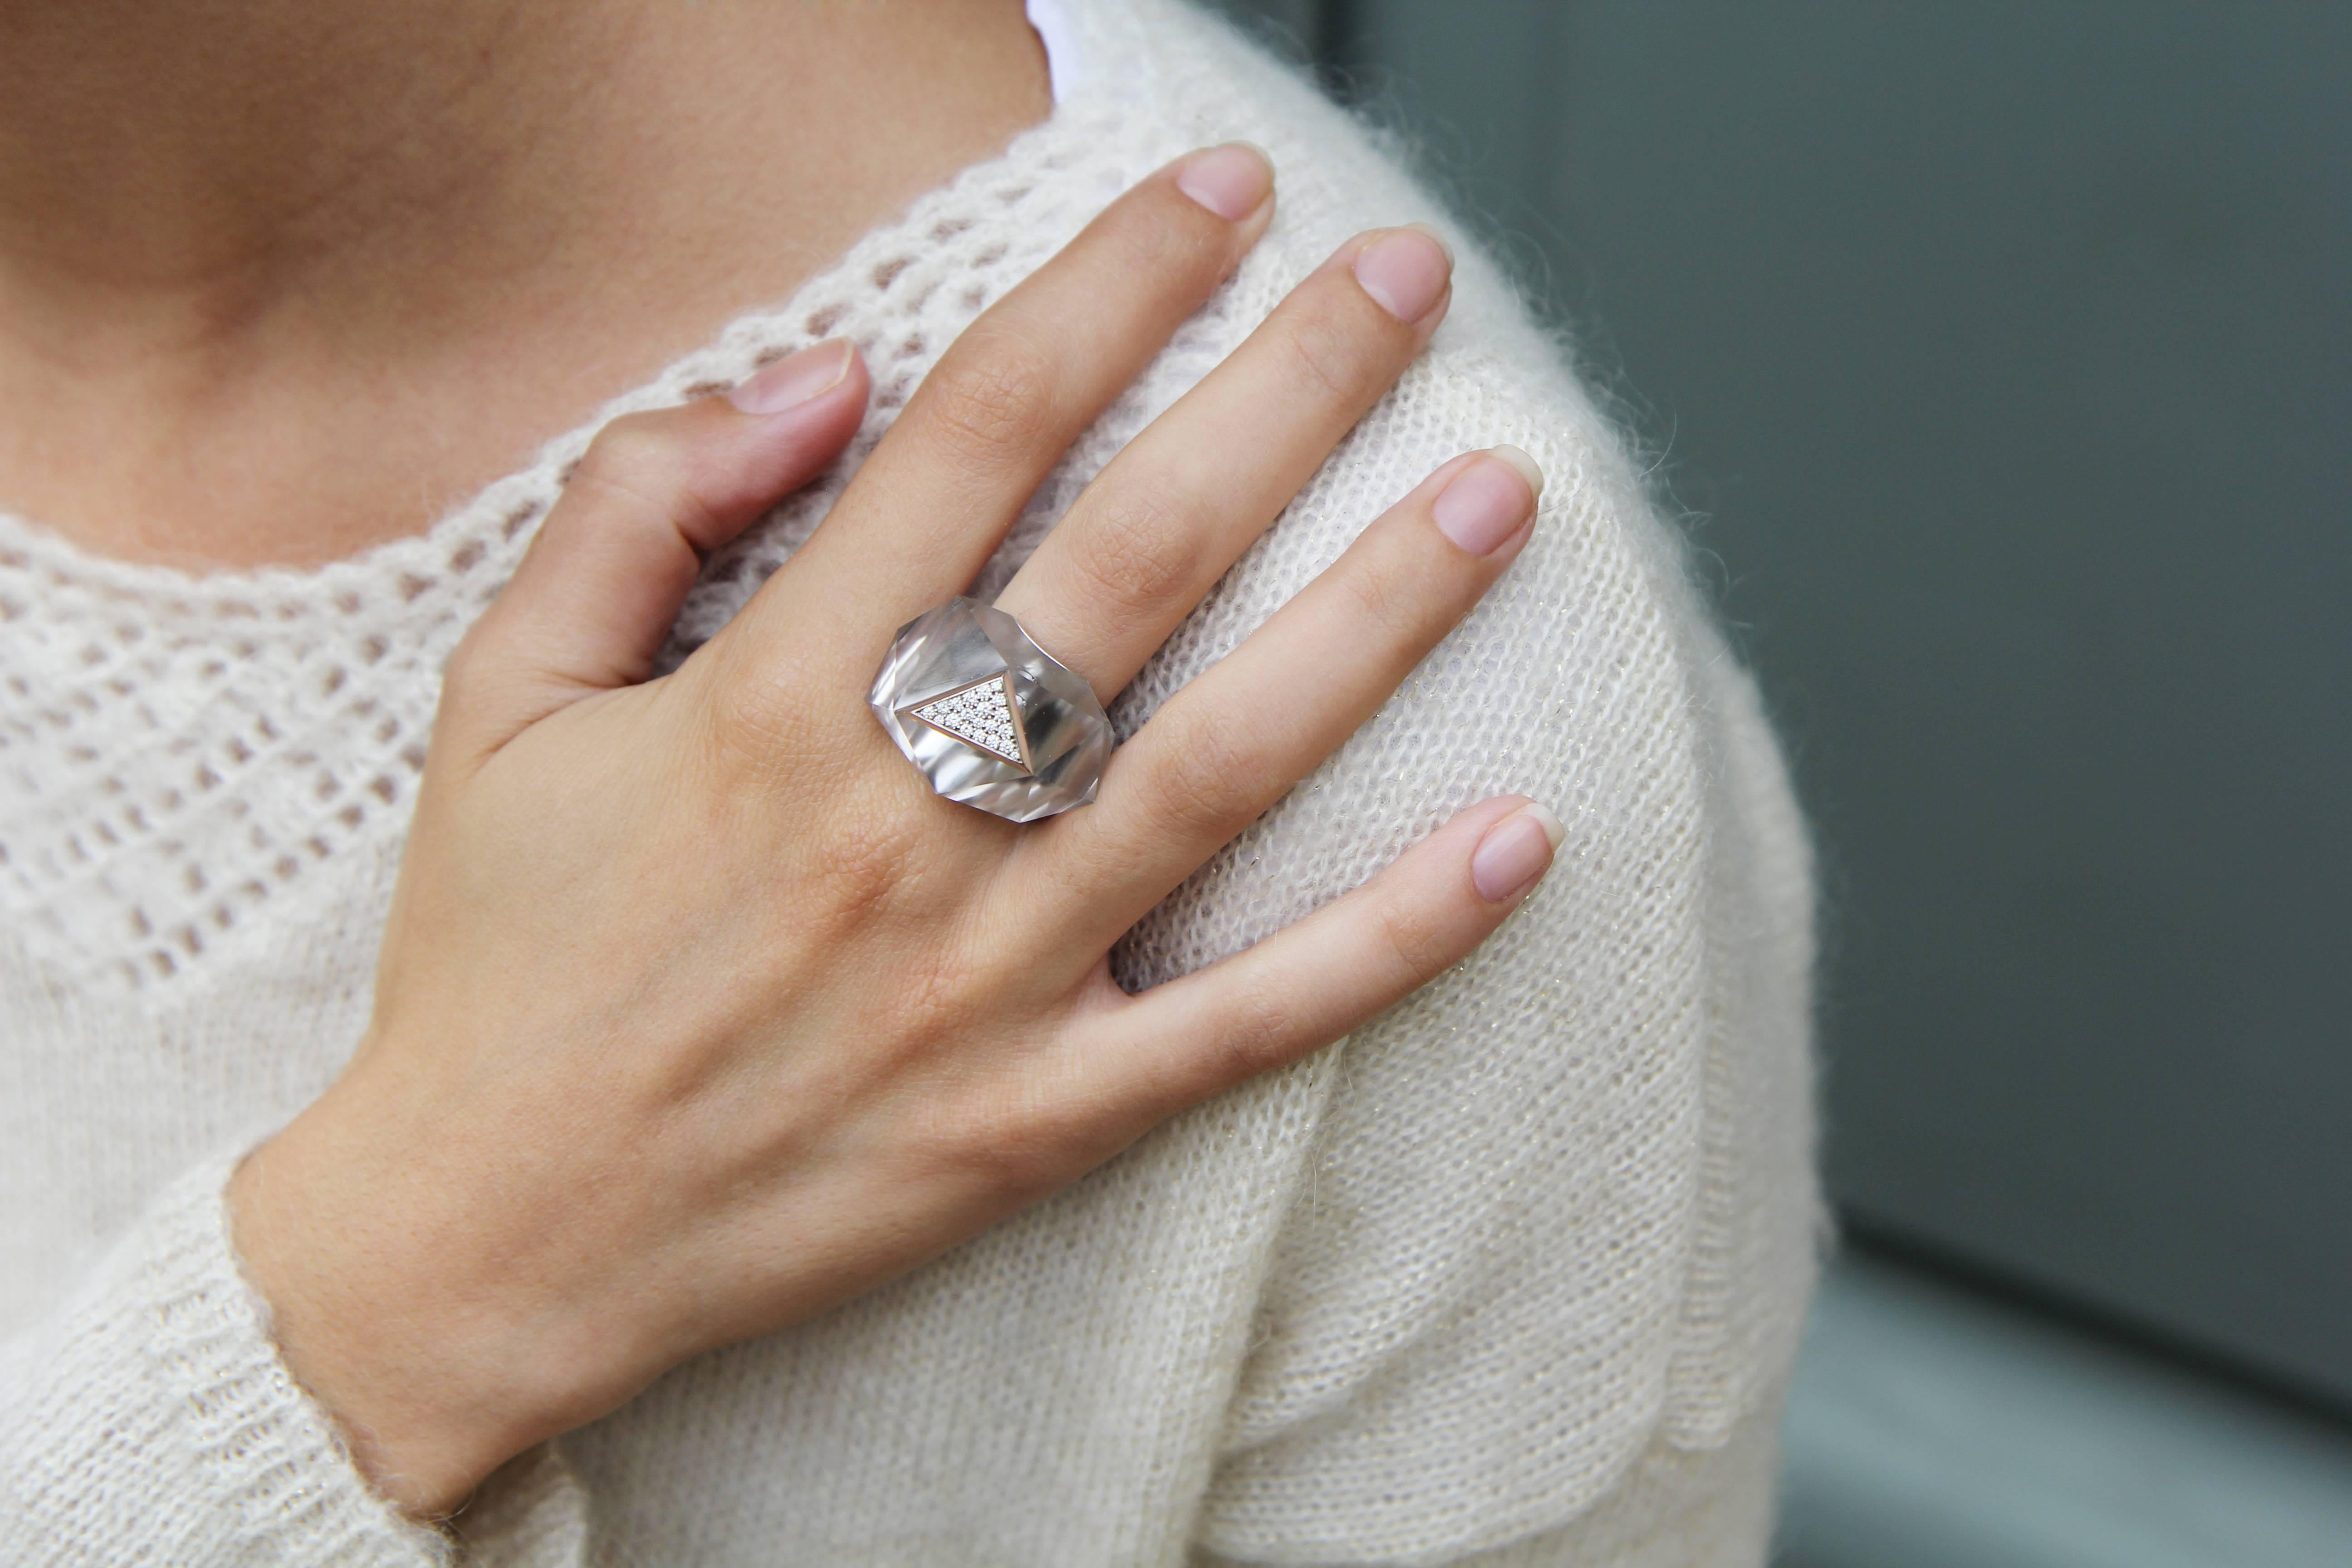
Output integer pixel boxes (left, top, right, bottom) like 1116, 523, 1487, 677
0, 0, 1126, 620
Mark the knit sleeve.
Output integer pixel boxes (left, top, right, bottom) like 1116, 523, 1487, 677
1119, 358, 1821, 1566
1194, 1386, 1787, 1568
0, 1149, 458, 1567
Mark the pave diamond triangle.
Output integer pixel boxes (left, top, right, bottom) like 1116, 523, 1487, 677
904, 675, 1028, 769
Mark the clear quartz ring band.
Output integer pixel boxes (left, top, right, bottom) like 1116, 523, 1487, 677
869, 596, 1114, 823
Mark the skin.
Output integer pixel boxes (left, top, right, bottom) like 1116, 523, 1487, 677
0, 0, 1050, 568
0, 0, 1563, 1524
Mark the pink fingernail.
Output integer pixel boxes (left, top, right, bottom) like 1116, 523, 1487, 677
1432, 447, 1543, 555
1175, 143, 1274, 222
1352, 226, 1453, 323
728, 339, 854, 414
1471, 803, 1567, 902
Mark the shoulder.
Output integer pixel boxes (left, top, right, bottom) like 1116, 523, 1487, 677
1093, 0, 1775, 980
1081, 5, 1823, 1557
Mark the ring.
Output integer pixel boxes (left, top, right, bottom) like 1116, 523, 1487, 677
869, 596, 1114, 823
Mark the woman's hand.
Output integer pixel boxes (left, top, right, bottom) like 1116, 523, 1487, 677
227, 145, 1558, 1518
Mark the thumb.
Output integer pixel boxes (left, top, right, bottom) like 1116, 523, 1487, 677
439, 339, 869, 762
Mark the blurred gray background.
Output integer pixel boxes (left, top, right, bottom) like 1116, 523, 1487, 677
1210, 2, 2352, 1562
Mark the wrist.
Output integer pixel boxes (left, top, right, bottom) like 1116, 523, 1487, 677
227, 1085, 549, 1518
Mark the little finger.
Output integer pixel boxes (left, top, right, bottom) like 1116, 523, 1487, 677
1056, 794, 1564, 1129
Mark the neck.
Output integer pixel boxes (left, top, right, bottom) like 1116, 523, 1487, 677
0, 0, 1049, 566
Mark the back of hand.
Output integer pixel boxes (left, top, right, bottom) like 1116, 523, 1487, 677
228, 145, 1560, 1518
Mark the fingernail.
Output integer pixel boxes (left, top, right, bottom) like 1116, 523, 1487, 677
1175, 142, 1274, 222
1352, 226, 1452, 323
1432, 448, 1542, 555
1471, 803, 1567, 902
728, 338, 854, 414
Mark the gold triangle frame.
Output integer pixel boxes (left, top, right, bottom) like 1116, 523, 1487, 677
899, 672, 1033, 772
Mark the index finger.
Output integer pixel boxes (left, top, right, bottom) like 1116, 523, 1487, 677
750, 144, 1279, 682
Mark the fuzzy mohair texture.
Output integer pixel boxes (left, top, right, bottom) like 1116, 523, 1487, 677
0, 0, 1820, 1563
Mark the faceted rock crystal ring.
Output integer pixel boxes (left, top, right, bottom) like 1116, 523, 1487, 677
869, 596, 1114, 823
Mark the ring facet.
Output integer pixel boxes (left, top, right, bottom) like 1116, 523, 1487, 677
870, 597, 1112, 823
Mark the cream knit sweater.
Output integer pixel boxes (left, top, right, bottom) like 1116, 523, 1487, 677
0, 2, 1820, 1563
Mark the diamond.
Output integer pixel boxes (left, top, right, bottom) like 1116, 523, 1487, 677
907, 675, 1029, 769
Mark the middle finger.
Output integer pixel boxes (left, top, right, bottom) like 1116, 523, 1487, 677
992, 225, 1454, 703
736, 144, 1278, 687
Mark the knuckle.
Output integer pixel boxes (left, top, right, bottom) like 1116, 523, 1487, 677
923, 1070, 1092, 1206
1278, 292, 1389, 407
575, 413, 686, 495
1371, 889, 1456, 986
918, 328, 1060, 474
695, 663, 885, 816
572, 412, 722, 538
1059, 490, 1211, 621
1337, 544, 1430, 645
978, 1101, 1081, 1202
698, 664, 810, 782
437, 626, 495, 712
1210, 977, 1300, 1084
1102, 187, 1230, 281
1141, 711, 1272, 842
881, 946, 969, 1049
806, 806, 931, 925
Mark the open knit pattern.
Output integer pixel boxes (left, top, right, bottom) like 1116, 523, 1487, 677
0, 1, 1820, 1563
